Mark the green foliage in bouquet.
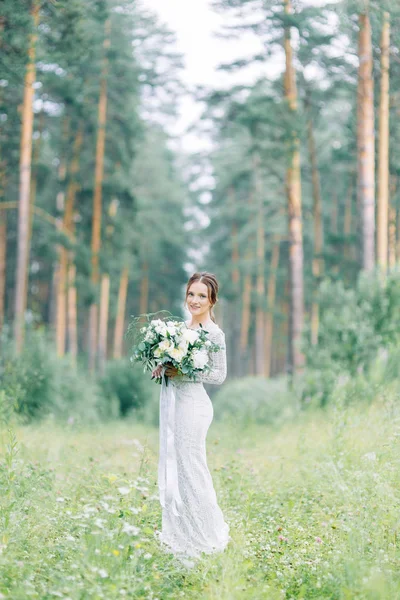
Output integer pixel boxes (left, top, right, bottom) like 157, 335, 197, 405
127, 311, 221, 385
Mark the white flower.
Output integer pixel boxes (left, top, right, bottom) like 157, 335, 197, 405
118, 486, 131, 495
192, 348, 209, 369
205, 340, 212, 347
166, 321, 178, 336
143, 553, 152, 560
168, 347, 185, 363
182, 328, 199, 344
122, 522, 140, 536
363, 452, 376, 461
98, 569, 108, 578
155, 323, 167, 336
178, 339, 189, 353
144, 329, 156, 342
158, 339, 173, 352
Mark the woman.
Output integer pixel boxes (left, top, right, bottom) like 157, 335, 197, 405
152, 272, 230, 560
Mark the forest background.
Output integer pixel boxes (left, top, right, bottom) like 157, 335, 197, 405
2, 1, 400, 598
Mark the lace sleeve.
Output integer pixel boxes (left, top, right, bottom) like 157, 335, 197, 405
177, 329, 227, 385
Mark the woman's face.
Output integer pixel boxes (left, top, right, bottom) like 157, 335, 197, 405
186, 281, 212, 319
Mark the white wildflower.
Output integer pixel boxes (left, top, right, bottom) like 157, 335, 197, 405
363, 452, 377, 461
122, 522, 140, 536
98, 569, 108, 578
117, 486, 131, 495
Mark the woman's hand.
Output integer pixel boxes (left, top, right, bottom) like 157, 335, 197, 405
152, 365, 163, 379
164, 364, 179, 378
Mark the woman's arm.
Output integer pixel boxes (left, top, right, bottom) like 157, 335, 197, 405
176, 329, 227, 385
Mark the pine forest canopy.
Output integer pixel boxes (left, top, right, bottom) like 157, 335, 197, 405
0, 0, 400, 380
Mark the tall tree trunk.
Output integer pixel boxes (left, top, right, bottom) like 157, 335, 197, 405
377, 12, 390, 271
113, 265, 129, 359
240, 266, 252, 374
229, 187, 240, 288
389, 176, 398, 269
88, 18, 111, 371
264, 240, 280, 378
306, 104, 324, 346
388, 205, 396, 270
98, 274, 110, 372
49, 116, 70, 332
67, 260, 78, 363
254, 154, 265, 376
24, 109, 45, 312
56, 125, 82, 356
344, 178, 354, 257
284, 0, 304, 375
229, 186, 241, 377
0, 158, 6, 333
357, 12, 375, 271
140, 261, 149, 315
98, 198, 118, 373
0, 210, 5, 334
14, 0, 40, 352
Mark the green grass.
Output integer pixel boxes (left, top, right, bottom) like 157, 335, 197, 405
1, 390, 400, 599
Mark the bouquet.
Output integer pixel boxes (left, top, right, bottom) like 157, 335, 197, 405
128, 311, 221, 385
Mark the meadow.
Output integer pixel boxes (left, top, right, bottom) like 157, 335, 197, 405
1, 383, 399, 600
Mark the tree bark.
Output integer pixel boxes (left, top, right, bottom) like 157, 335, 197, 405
229, 187, 240, 288
55, 123, 82, 356
98, 198, 118, 373
377, 12, 390, 271
24, 108, 45, 312
284, 0, 304, 375
265, 240, 280, 378
113, 265, 129, 359
357, 12, 375, 271
67, 260, 78, 363
88, 17, 111, 371
98, 274, 110, 372
14, 0, 40, 352
344, 178, 354, 257
306, 103, 323, 346
140, 261, 149, 315
0, 155, 6, 333
253, 154, 265, 376
0, 211, 5, 334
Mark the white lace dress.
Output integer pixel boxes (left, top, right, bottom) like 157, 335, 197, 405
156, 320, 230, 559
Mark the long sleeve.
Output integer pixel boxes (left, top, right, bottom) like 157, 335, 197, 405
176, 329, 227, 385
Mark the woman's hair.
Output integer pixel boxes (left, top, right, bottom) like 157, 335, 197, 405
185, 272, 219, 323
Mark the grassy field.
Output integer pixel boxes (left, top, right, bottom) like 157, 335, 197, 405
1, 389, 400, 599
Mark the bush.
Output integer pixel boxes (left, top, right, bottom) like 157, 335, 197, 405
302, 270, 400, 405
0, 331, 105, 424
99, 359, 154, 418
212, 375, 298, 427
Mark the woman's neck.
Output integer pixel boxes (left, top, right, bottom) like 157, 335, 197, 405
188, 313, 213, 328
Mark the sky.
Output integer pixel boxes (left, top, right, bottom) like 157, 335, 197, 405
142, 0, 269, 152
141, 0, 337, 153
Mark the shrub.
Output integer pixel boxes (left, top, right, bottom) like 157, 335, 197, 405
302, 270, 400, 405
0, 331, 105, 424
212, 375, 298, 427
99, 359, 152, 418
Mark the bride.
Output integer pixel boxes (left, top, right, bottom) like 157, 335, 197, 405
152, 271, 230, 560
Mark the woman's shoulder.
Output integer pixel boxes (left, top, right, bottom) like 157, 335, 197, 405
205, 321, 225, 339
